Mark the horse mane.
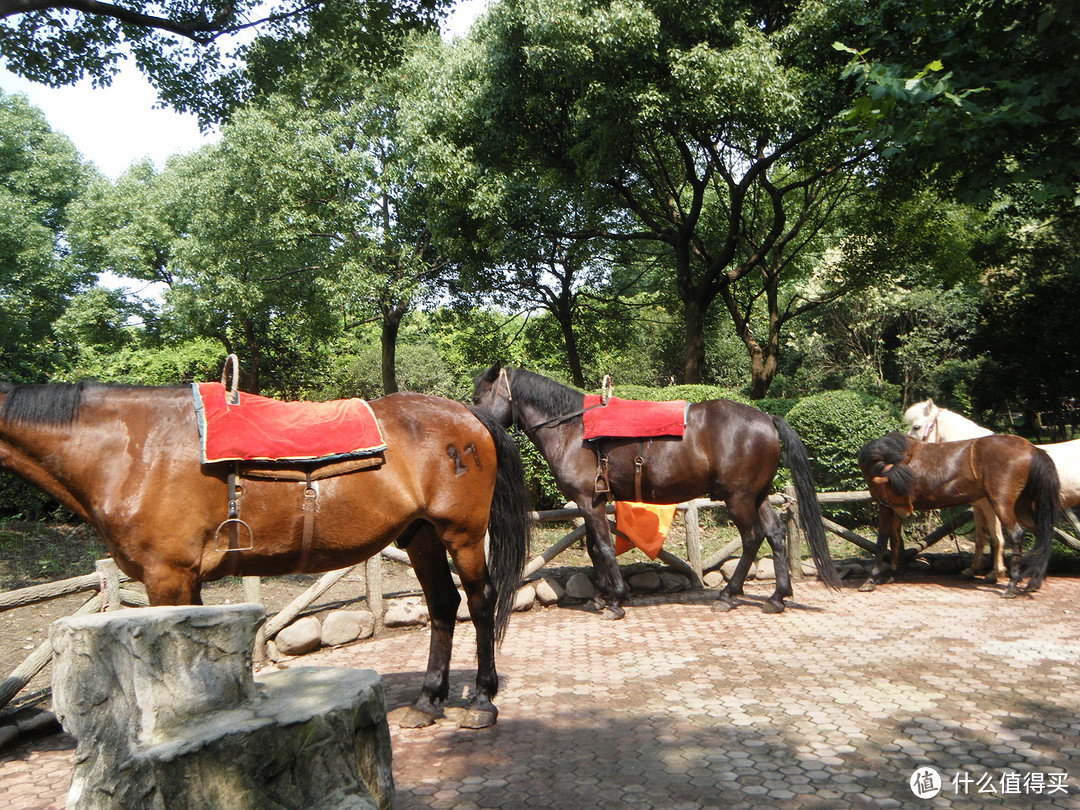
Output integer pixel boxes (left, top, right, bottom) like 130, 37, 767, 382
508, 368, 584, 418
858, 431, 915, 496
0, 380, 164, 427
0, 382, 92, 426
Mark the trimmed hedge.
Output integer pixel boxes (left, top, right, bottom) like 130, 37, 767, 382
784, 390, 902, 492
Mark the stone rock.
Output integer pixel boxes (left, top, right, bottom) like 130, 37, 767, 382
659, 572, 690, 592
534, 576, 564, 605
702, 570, 725, 589
321, 610, 375, 647
275, 615, 323, 656
564, 572, 596, 599
756, 557, 776, 581
628, 570, 662, 592
50, 605, 394, 810
721, 558, 755, 581
383, 598, 429, 628
801, 560, 818, 578
513, 584, 536, 612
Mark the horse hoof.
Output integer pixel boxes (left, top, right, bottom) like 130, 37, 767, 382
1001, 587, 1020, 599
858, 580, 877, 593
601, 605, 625, 620
459, 705, 498, 729
983, 574, 999, 585
762, 600, 785, 614
398, 707, 438, 728
712, 596, 736, 612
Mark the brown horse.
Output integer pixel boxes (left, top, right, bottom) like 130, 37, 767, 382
857, 431, 1059, 597
473, 364, 841, 618
0, 381, 533, 729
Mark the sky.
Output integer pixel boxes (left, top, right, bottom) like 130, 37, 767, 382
0, 0, 487, 181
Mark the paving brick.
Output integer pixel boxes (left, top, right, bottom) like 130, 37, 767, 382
3, 577, 1080, 808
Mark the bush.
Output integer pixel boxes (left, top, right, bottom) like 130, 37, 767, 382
785, 390, 901, 492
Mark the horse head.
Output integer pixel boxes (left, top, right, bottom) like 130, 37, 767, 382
472, 363, 514, 427
903, 399, 939, 441
858, 432, 916, 516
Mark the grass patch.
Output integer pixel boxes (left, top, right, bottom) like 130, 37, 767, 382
0, 521, 107, 590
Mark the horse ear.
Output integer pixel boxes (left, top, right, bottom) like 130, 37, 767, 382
485, 362, 502, 380
925, 398, 934, 410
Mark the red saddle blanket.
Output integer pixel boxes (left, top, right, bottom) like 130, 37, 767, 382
192, 382, 387, 464
582, 395, 688, 440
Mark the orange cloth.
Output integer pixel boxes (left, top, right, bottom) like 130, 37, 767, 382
613, 502, 677, 559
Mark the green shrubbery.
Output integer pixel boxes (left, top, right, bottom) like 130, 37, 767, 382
784, 390, 902, 492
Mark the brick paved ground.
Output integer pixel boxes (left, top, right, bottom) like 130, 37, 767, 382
2, 576, 1079, 809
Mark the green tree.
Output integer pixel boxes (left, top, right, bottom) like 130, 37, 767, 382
0, 0, 448, 125
419, 0, 881, 393
0, 91, 93, 381
837, 0, 1080, 209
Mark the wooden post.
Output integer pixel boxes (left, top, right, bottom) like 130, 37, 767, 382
683, 500, 703, 584
95, 558, 121, 611
784, 486, 804, 581
365, 554, 383, 638
242, 576, 266, 663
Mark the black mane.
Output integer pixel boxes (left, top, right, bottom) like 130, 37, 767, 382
0, 382, 90, 426
508, 368, 585, 419
858, 431, 914, 496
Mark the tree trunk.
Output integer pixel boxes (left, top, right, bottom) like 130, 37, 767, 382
682, 297, 708, 384
380, 311, 402, 395
552, 296, 586, 388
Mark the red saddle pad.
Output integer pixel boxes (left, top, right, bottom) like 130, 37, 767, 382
582, 395, 688, 440
193, 382, 386, 464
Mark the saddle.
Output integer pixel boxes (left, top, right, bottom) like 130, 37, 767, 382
193, 357, 386, 566
583, 389, 688, 502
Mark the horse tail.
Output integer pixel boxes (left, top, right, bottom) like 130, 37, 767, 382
1020, 448, 1060, 590
772, 416, 841, 591
468, 405, 534, 642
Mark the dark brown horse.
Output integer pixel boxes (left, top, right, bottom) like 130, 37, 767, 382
0, 380, 533, 729
857, 432, 1059, 597
473, 364, 841, 618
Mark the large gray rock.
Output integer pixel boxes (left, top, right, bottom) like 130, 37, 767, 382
564, 572, 596, 599
275, 614, 323, 656
321, 609, 375, 647
51, 604, 394, 810
534, 576, 564, 605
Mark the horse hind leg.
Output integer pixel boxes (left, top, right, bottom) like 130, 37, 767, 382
1000, 523, 1027, 599
399, 524, 461, 728
713, 495, 768, 613
759, 502, 793, 613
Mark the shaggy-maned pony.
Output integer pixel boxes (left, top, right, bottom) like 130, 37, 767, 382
858, 431, 1059, 596
904, 399, 1080, 581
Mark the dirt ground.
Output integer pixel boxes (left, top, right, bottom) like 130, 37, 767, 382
0, 558, 425, 718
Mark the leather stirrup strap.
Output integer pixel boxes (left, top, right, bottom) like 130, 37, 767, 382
297, 472, 317, 572
634, 442, 645, 502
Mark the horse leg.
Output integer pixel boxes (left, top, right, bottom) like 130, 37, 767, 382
1001, 523, 1027, 598
581, 503, 628, 620
964, 505, 989, 578
713, 496, 765, 613
399, 525, 460, 728
760, 502, 793, 614
861, 506, 901, 592
455, 544, 504, 730
987, 512, 1007, 584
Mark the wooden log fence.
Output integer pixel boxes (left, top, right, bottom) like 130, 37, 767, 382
2, 490, 1077, 713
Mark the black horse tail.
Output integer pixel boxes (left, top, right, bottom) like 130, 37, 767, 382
1020, 448, 1060, 591
469, 405, 534, 642
772, 416, 841, 591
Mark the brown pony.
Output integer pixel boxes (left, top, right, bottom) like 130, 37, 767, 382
857, 431, 1059, 597
473, 364, 841, 618
0, 381, 533, 729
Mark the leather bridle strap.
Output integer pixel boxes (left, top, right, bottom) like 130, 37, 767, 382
920, 412, 940, 443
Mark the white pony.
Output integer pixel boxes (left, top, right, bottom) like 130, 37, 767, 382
904, 399, 1080, 581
